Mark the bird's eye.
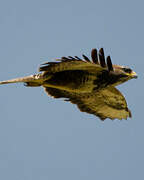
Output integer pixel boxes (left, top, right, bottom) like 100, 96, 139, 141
123, 68, 132, 73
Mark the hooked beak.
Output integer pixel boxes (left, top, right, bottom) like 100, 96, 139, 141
130, 71, 138, 79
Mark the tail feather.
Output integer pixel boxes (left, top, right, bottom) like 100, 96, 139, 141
0, 74, 43, 86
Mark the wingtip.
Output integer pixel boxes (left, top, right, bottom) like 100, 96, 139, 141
91, 48, 98, 64
82, 54, 91, 62
107, 56, 114, 72
99, 48, 106, 67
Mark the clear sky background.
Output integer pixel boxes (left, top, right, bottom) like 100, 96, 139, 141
0, 0, 143, 179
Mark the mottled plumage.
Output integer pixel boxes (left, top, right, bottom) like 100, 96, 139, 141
44, 86, 131, 120
0, 48, 137, 120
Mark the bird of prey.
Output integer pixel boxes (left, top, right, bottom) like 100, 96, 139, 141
0, 48, 137, 120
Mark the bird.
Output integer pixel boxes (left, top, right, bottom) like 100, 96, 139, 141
0, 48, 137, 120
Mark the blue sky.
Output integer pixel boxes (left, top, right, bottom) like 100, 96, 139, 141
0, 0, 143, 179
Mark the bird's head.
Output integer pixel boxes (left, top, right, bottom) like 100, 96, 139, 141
113, 65, 137, 78
110, 65, 138, 85
90, 48, 138, 86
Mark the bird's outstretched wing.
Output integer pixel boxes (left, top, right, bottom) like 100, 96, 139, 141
39, 48, 113, 74
44, 86, 131, 120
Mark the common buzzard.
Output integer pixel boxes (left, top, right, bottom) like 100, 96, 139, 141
0, 48, 137, 120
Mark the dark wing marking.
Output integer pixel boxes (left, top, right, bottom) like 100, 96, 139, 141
82, 54, 91, 62
107, 56, 113, 71
61, 56, 71, 61
68, 56, 76, 60
99, 48, 106, 67
91, 48, 98, 64
44, 86, 131, 120
74, 56, 82, 60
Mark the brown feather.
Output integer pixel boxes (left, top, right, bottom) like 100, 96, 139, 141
107, 56, 113, 71
99, 48, 106, 67
68, 56, 75, 60
75, 56, 82, 60
91, 48, 98, 64
82, 54, 91, 62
